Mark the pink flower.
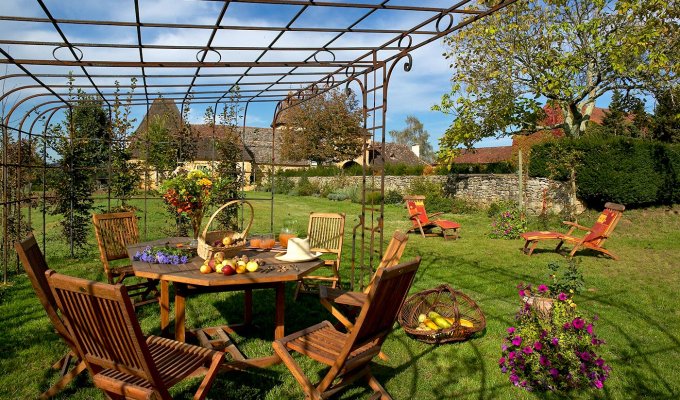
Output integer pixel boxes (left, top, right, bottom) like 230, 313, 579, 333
518, 289, 526, 297
512, 336, 522, 346
498, 357, 506, 365
594, 380, 603, 389
507, 327, 515, 334
539, 355, 550, 366
551, 337, 559, 346
572, 318, 585, 330
563, 322, 572, 330
549, 368, 559, 377
558, 292, 568, 301
508, 351, 516, 359
538, 284, 548, 293
522, 346, 533, 354
533, 341, 543, 351
587, 324, 594, 335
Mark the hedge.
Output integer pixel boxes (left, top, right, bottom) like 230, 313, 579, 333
276, 163, 425, 177
529, 137, 680, 208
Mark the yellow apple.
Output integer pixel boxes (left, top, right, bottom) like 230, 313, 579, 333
222, 236, 234, 246
199, 264, 212, 274
236, 260, 247, 274
245, 261, 259, 272
214, 252, 225, 263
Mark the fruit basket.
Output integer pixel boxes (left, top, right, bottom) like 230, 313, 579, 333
398, 284, 486, 344
197, 200, 253, 260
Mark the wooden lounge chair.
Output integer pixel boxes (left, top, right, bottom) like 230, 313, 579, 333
295, 212, 346, 299
274, 257, 421, 400
404, 195, 460, 240
14, 234, 87, 399
521, 202, 625, 260
319, 230, 409, 332
46, 270, 224, 400
92, 212, 159, 307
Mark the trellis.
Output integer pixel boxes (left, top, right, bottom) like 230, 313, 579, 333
0, 0, 516, 288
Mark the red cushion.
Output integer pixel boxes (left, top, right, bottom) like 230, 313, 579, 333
521, 231, 563, 240
433, 220, 460, 230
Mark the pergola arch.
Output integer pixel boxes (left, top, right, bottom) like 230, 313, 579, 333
0, 0, 516, 284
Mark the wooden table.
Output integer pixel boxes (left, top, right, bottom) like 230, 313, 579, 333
128, 237, 323, 368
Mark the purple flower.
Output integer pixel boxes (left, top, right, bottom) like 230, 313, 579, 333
510, 374, 519, 384
180, 255, 188, 264
518, 289, 526, 297
594, 380, 603, 389
501, 344, 508, 351
512, 336, 522, 346
551, 337, 559, 346
563, 321, 572, 330
538, 284, 548, 293
587, 324, 594, 335
499, 357, 506, 365
558, 292, 568, 301
539, 355, 550, 366
549, 368, 559, 377
533, 341, 543, 351
595, 358, 605, 367
522, 346, 533, 354
508, 351, 516, 360
572, 318, 585, 330
580, 351, 592, 361
507, 327, 515, 334
500, 365, 507, 373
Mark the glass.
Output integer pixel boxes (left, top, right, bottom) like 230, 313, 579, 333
249, 235, 262, 248
260, 234, 276, 249
279, 230, 297, 248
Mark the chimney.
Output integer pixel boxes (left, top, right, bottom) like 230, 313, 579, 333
411, 144, 420, 158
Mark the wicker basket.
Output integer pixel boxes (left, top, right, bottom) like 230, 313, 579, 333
398, 284, 486, 344
197, 200, 253, 260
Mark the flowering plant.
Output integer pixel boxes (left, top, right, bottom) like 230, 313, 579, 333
162, 169, 214, 239
489, 207, 526, 239
499, 283, 610, 392
133, 245, 190, 265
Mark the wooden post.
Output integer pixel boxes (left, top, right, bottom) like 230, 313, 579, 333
518, 148, 524, 210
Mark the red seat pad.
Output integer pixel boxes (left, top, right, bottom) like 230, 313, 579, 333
434, 220, 460, 230
521, 231, 563, 240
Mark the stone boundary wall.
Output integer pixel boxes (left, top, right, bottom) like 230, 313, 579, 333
288, 174, 584, 214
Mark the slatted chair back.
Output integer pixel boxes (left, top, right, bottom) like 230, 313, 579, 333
92, 212, 139, 278
364, 230, 409, 294
404, 195, 429, 226
582, 202, 625, 246
46, 271, 166, 395
345, 257, 420, 354
14, 235, 71, 343
307, 212, 345, 256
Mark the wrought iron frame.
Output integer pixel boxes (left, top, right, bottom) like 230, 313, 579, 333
0, 0, 516, 286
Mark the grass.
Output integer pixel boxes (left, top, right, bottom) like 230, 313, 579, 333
1, 193, 679, 399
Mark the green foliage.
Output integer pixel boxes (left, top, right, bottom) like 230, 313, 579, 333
652, 86, 680, 143
529, 137, 680, 207
295, 176, 319, 197
109, 79, 140, 205
277, 163, 424, 177
383, 190, 404, 205
487, 200, 517, 218
406, 177, 452, 213
443, 161, 515, 174
259, 174, 295, 194
389, 115, 435, 163
547, 260, 585, 296
450, 197, 478, 214
489, 206, 526, 239
601, 90, 650, 139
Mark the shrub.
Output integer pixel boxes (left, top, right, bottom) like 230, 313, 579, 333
487, 200, 517, 218
384, 190, 404, 205
529, 137, 680, 208
500, 284, 610, 392
450, 197, 478, 214
296, 176, 319, 196
258, 175, 295, 194
489, 207, 526, 239
406, 177, 452, 213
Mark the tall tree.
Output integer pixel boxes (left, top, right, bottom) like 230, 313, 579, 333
279, 88, 364, 164
109, 79, 140, 207
601, 90, 649, 138
434, 0, 678, 163
652, 86, 680, 143
389, 116, 435, 163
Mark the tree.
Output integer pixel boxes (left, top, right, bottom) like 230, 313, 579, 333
109, 79, 140, 207
601, 90, 650, 138
389, 116, 435, 163
279, 88, 364, 164
434, 0, 678, 163
652, 86, 680, 143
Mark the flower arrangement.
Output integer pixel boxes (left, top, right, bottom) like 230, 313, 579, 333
489, 207, 526, 239
162, 169, 214, 239
133, 245, 191, 265
499, 284, 610, 392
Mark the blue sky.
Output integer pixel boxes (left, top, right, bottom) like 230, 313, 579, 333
1, 0, 627, 150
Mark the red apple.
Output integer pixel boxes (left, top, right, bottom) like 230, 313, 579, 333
222, 264, 236, 276
208, 259, 216, 269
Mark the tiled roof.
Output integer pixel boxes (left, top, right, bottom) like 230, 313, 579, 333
369, 142, 427, 166
452, 146, 513, 164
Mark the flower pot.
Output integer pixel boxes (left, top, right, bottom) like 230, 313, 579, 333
522, 295, 553, 318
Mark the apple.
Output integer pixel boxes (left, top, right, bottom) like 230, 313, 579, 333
223, 236, 234, 246
236, 260, 247, 274
199, 264, 212, 274
214, 252, 226, 263
222, 264, 236, 275
208, 259, 216, 269
246, 261, 259, 272
215, 261, 227, 273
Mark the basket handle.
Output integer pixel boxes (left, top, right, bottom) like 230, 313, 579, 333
201, 200, 254, 239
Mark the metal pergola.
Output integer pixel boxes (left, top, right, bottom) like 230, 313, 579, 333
0, 0, 516, 287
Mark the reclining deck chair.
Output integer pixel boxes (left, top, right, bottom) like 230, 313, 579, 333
274, 257, 421, 400
404, 195, 460, 240
521, 202, 625, 260
15, 235, 87, 399
92, 212, 159, 307
46, 270, 224, 400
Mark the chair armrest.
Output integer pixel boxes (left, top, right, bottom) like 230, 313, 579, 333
332, 291, 368, 308
408, 212, 422, 220
428, 212, 444, 219
319, 286, 347, 302
562, 221, 591, 231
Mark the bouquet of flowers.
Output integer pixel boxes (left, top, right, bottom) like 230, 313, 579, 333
499, 283, 611, 392
162, 169, 214, 239
133, 245, 191, 265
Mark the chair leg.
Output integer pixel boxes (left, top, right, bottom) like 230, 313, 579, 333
40, 360, 86, 400
366, 368, 392, 400
555, 240, 564, 252
193, 353, 224, 400
272, 341, 322, 400
293, 281, 303, 301
523, 240, 537, 256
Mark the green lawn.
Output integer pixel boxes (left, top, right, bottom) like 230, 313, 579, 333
1, 194, 679, 399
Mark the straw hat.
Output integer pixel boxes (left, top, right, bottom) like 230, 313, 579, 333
275, 237, 321, 262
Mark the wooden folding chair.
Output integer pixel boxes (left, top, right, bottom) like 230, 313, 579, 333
404, 195, 460, 240
319, 230, 409, 332
14, 234, 87, 399
274, 257, 421, 400
92, 212, 159, 306
521, 202, 625, 260
46, 270, 224, 400
295, 212, 345, 299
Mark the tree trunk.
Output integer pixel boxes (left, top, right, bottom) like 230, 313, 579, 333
561, 104, 582, 138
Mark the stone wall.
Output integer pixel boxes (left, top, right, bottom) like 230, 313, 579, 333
288, 174, 584, 214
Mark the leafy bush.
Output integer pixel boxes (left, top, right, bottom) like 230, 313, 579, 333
500, 285, 610, 392
546, 260, 585, 295
406, 177, 452, 213
276, 163, 427, 177
450, 197, 478, 214
529, 137, 680, 207
489, 207, 526, 239
383, 190, 404, 205
296, 176, 319, 196
258, 175, 295, 194
445, 161, 516, 174
487, 200, 517, 218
